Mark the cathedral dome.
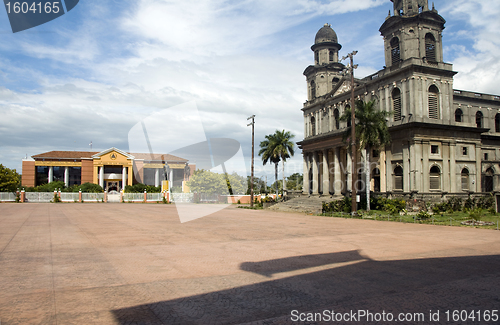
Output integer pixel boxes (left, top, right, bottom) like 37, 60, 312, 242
315, 23, 338, 44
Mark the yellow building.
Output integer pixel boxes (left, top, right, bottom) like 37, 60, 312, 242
22, 147, 194, 191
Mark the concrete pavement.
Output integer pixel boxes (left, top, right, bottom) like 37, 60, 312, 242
0, 203, 499, 324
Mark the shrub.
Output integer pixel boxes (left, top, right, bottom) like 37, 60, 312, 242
416, 210, 431, 220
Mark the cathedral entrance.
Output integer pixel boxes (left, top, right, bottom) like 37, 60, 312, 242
106, 181, 120, 192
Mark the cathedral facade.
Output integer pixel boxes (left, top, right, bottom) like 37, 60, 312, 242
298, 0, 500, 199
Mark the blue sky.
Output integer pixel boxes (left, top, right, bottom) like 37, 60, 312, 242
1, 0, 499, 183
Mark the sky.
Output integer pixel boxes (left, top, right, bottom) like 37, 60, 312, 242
1, 0, 500, 183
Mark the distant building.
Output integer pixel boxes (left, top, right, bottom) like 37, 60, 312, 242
22, 147, 195, 191
298, 0, 500, 198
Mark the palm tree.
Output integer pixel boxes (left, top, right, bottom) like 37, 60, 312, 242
259, 130, 295, 197
340, 100, 391, 211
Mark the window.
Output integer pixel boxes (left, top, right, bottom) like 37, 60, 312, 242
315, 51, 319, 64
428, 85, 440, 119
431, 145, 439, 154
329, 50, 334, 62
461, 168, 469, 191
430, 166, 441, 190
476, 111, 483, 128
310, 80, 316, 99
332, 77, 340, 83
392, 88, 402, 121
482, 168, 494, 192
334, 109, 340, 130
311, 116, 316, 136
394, 166, 403, 191
390, 37, 401, 65
484, 153, 489, 161
425, 33, 437, 62
462, 147, 468, 155
373, 168, 381, 192
372, 150, 379, 158
455, 108, 463, 122
496, 113, 500, 132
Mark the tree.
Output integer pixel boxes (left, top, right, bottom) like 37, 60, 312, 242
186, 170, 245, 195
259, 130, 295, 196
0, 164, 20, 192
286, 173, 303, 191
341, 100, 391, 211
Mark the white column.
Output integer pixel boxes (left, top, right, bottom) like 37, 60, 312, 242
476, 145, 482, 192
334, 148, 342, 194
155, 168, 160, 187
323, 149, 330, 195
450, 143, 456, 193
64, 167, 69, 187
122, 167, 127, 190
303, 153, 310, 194
48, 166, 54, 183
169, 169, 174, 191
99, 166, 104, 188
312, 152, 319, 194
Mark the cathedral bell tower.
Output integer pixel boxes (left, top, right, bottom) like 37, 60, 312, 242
304, 24, 345, 101
380, 0, 445, 68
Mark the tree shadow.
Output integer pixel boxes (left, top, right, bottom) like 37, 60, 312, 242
112, 252, 500, 325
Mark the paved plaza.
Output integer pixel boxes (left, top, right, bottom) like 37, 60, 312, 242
0, 203, 499, 324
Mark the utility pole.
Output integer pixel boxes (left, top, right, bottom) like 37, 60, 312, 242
342, 51, 358, 215
247, 115, 255, 207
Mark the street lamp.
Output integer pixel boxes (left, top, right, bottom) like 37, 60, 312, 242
341, 51, 358, 215
247, 115, 255, 207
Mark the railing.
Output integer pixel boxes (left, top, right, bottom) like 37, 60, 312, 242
25, 192, 54, 202
147, 193, 163, 201
60, 192, 80, 202
172, 193, 194, 203
0, 192, 16, 201
82, 193, 105, 202
123, 193, 145, 202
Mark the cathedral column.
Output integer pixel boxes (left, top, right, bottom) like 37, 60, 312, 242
476, 145, 482, 192
442, 142, 451, 192
450, 142, 457, 193
385, 146, 392, 192
403, 142, 410, 192
322, 149, 330, 195
312, 152, 319, 194
334, 147, 342, 194
303, 153, 310, 194
401, 79, 407, 118
329, 107, 334, 132
414, 140, 423, 192
422, 141, 430, 192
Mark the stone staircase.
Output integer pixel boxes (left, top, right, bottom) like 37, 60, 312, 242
267, 195, 338, 214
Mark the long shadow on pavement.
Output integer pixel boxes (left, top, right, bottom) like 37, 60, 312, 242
112, 251, 500, 324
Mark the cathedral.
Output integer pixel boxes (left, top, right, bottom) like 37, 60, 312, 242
298, 0, 500, 199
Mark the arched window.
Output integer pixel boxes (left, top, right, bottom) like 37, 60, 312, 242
430, 165, 441, 190
392, 88, 402, 121
315, 51, 319, 65
373, 168, 381, 192
455, 108, 463, 122
428, 85, 440, 119
482, 167, 494, 192
332, 77, 340, 83
394, 166, 403, 191
461, 168, 469, 191
476, 111, 483, 128
495, 114, 500, 132
390, 37, 401, 65
425, 33, 437, 62
310, 80, 316, 99
334, 109, 340, 130
311, 116, 316, 136
329, 50, 334, 62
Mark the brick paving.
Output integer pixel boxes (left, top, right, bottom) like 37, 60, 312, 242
0, 203, 499, 324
